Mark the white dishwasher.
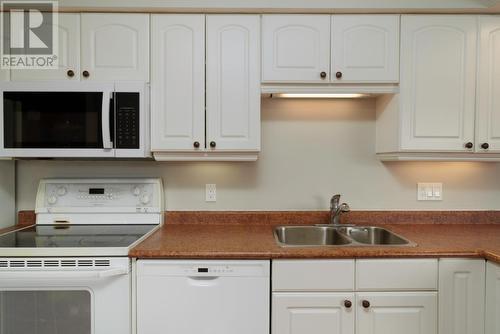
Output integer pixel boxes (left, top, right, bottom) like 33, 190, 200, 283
136, 260, 270, 334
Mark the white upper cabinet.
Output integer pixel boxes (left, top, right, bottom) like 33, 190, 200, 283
356, 292, 437, 334
150, 15, 205, 151
11, 13, 80, 81
331, 15, 399, 83
80, 13, 149, 81
399, 15, 477, 152
439, 259, 486, 334
262, 15, 331, 83
206, 15, 261, 151
476, 16, 500, 153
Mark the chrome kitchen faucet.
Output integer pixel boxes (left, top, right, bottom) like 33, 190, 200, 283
330, 194, 350, 226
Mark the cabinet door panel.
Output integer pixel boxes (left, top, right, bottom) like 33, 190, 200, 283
486, 261, 500, 334
476, 16, 500, 153
262, 15, 331, 82
357, 292, 437, 334
331, 15, 399, 83
81, 13, 149, 81
11, 13, 80, 81
206, 15, 260, 151
439, 259, 485, 334
273, 293, 354, 334
150, 15, 205, 151
400, 15, 477, 151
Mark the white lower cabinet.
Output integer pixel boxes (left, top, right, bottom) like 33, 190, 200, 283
486, 261, 500, 334
439, 259, 486, 334
272, 259, 438, 334
357, 292, 437, 334
273, 293, 354, 334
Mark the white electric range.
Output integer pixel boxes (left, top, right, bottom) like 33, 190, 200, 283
0, 178, 163, 334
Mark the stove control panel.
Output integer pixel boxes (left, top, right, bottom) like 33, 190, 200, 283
35, 178, 163, 214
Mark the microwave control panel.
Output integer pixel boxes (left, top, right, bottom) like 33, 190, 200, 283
115, 92, 140, 149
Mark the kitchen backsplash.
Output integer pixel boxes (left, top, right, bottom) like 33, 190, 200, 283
15, 98, 500, 211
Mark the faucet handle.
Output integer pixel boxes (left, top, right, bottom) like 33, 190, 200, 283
330, 194, 341, 208
340, 203, 350, 213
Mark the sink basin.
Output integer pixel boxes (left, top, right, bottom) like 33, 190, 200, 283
274, 226, 352, 246
273, 225, 414, 247
338, 226, 411, 245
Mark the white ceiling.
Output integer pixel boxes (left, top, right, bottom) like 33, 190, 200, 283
58, 0, 500, 13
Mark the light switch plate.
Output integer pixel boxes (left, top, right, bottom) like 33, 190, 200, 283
417, 183, 443, 201
205, 184, 216, 202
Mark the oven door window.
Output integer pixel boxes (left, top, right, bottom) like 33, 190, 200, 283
3, 92, 104, 148
0, 290, 91, 334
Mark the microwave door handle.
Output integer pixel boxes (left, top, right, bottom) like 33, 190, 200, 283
0, 267, 128, 280
101, 91, 113, 149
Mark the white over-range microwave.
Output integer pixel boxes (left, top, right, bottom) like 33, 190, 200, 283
0, 82, 150, 158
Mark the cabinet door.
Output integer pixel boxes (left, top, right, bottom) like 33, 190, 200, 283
273, 293, 354, 334
262, 15, 331, 82
11, 13, 80, 81
486, 261, 500, 334
356, 292, 437, 334
439, 259, 485, 334
476, 16, 500, 153
206, 15, 260, 151
150, 15, 205, 151
81, 13, 149, 81
331, 15, 399, 83
400, 16, 477, 151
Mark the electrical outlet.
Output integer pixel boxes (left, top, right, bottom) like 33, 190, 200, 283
417, 183, 443, 201
205, 184, 216, 202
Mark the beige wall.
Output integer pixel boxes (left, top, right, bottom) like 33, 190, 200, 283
16, 98, 500, 211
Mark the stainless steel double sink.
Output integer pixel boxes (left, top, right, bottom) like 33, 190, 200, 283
274, 225, 415, 247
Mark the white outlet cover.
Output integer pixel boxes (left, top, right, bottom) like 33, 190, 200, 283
417, 183, 443, 201
205, 184, 216, 202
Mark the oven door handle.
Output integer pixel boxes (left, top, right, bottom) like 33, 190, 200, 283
0, 267, 128, 280
102, 91, 113, 150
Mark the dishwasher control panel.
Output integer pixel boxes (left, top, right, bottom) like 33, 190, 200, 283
185, 266, 235, 275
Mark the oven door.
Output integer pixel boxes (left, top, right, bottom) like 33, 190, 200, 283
0, 257, 130, 334
0, 82, 115, 158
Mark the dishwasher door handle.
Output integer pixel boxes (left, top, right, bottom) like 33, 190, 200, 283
187, 276, 220, 280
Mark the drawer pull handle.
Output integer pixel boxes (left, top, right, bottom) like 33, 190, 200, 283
362, 300, 370, 308
344, 300, 352, 308
465, 142, 474, 149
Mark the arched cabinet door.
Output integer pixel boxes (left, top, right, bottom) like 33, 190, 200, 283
262, 15, 331, 82
150, 15, 205, 151
400, 15, 477, 151
80, 13, 149, 81
11, 13, 80, 81
476, 16, 500, 153
206, 15, 261, 151
331, 15, 399, 83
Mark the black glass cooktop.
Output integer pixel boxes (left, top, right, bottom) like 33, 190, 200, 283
0, 225, 157, 248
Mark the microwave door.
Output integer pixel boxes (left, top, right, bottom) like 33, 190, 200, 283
0, 88, 115, 158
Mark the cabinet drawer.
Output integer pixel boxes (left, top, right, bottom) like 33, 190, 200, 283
272, 260, 355, 291
356, 259, 438, 290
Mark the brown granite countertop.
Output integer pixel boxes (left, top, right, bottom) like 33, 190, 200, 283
129, 211, 500, 263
